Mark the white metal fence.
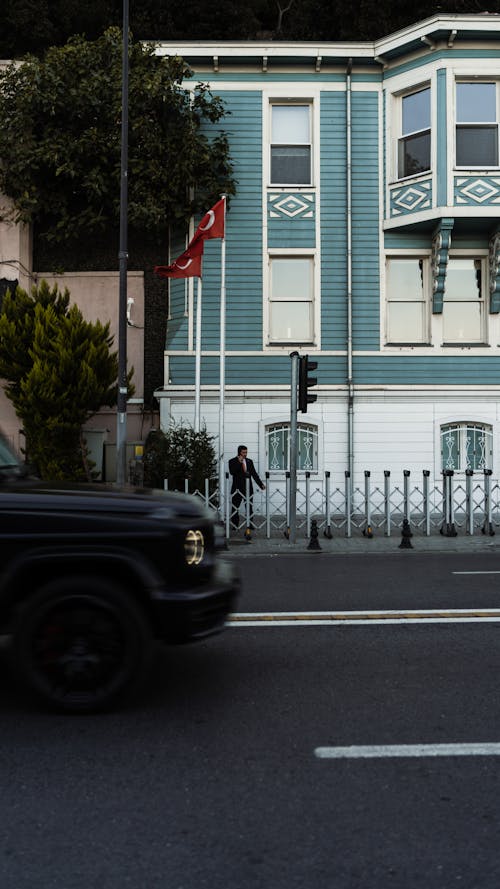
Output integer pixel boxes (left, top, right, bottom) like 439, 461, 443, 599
161, 469, 500, 539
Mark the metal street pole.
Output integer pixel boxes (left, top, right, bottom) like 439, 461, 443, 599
116, 0, 129, 486
289, 351, 299, 543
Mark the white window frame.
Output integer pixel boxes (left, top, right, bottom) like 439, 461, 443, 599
385, 255, 430, 345
396, 84, 431, 181
265, 422, 319, 473
267, 253, 316, 346
441, 255, 487, 345
455, 79, 500, 169
268, 100, 313, 187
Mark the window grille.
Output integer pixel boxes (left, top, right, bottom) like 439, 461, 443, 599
266, 422, 318, 472
441, 422, 493, 471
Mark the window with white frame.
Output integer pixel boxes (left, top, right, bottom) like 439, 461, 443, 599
269, 256, 314, 344
398, 86, 431, 179
270, 103, 312, 185
441, 422, 492, 472
266, 422, 318, 472
442, 257, 485, 343
386, 257, 428, 343
456, 82, 499, 167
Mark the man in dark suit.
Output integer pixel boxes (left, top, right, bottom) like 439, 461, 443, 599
228, 445, 265, 530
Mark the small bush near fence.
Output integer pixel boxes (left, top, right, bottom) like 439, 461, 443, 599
143, 423, 216, 492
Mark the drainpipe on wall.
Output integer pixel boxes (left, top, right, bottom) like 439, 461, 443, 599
346, 58, 354, 489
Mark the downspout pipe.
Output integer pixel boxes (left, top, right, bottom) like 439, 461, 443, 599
346, 58, 354, 490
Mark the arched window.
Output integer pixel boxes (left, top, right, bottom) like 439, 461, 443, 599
440, 422, 493, 472
265, 422, 318, 472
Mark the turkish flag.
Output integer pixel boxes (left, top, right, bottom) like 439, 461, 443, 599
192, 197, 225, 244
154, 237, 203, 279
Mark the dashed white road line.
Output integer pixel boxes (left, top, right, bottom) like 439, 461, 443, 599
314, 743, 500, 759
453, 571, 500, 575
227, 609, 500, 627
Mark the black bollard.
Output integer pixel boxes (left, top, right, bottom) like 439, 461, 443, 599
308, 518, 322, 551
399, 518, 413, 549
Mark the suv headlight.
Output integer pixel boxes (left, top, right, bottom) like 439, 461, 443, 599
184, 529, 205, 566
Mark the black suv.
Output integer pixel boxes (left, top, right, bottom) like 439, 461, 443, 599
0, 434, 238, 713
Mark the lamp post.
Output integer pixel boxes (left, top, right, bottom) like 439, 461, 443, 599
116, 0, 129, 485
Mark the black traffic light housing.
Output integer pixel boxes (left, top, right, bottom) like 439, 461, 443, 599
298, 354, 318, 413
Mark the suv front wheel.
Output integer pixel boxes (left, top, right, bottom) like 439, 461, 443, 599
12, 577, 153, 713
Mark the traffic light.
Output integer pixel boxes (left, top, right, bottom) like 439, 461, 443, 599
298, 354, 318, 413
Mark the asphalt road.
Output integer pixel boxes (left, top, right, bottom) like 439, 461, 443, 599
2, 552, 500, 889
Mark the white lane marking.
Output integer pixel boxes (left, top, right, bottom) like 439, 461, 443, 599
453, 571, 500, 575
226, 609, 500, 627
315, 743, 500, 759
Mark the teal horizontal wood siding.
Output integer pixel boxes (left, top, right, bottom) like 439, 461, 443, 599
320, 91, 347, 350
165, 229, 189, 350
200, 90, 264, 354
168, 354, 347, 385
351, 91, 380, 352
353, 354, 500, 385
168, 353, 500, 387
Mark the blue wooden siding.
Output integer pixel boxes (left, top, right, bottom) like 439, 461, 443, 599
353, 355, 500, 385
320, 91, 347, 350
351, 91, 380, 351
168, 354, 346, 385
165, 229, 189, 350
200, 90, 264, 354
168, 352, 500, 387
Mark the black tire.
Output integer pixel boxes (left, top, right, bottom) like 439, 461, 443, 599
12, 577, 153, 714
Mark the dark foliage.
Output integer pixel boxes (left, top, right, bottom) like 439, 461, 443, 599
1, 0, 498, 58
143, 424, 217, 492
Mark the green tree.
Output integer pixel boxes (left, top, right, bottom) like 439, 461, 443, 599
0, 28, 235, 244
0, 280, 126, 480
143, 424, 216, 492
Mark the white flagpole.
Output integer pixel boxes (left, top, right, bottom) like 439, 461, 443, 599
218, 196, 227, 516
194, 276, 202, 433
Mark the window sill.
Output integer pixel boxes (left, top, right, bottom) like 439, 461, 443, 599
385, 342, 432, 347
454, 166, 500, 172
267, 184, 315, 191
267, 342, 316, 348
442, 342, 490, 348
389, 170, 431, 186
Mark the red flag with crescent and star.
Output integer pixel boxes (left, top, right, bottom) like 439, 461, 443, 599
154, 235, 204, 279
191, 197, 225, 245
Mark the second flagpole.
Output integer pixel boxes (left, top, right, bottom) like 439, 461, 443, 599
194, 276, 202, 433
218, 196, 226, 518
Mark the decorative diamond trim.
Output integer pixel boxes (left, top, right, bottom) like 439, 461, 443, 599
454, 177, 500, 205
268, 193, 315, 219
390, 180, 431, 217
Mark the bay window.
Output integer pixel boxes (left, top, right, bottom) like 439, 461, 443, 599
398, 87, 431, 179
456, 82, 499, 167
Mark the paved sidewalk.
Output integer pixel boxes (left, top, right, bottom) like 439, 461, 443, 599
224, 528, 500, 556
